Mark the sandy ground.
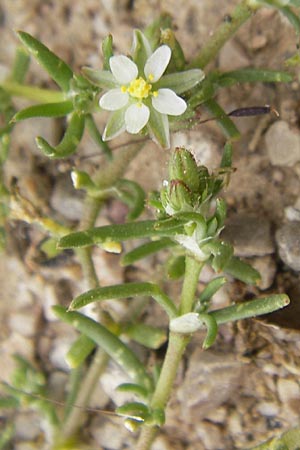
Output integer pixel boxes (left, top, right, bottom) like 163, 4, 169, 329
1, 1, 300, 449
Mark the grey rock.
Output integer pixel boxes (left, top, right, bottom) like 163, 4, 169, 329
50, 175, 84, 221
276, 222, 300, 271
223, 214, 274, 257
265, 121, 300, 166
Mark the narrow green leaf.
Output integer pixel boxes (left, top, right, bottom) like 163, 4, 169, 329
17, 31, 73, 91
117, 383, 149, 400
116, 179, 146, 220
224, 255, 261, 284
85, 114, 112, 159
52, 306, 153, 391
0, 395, 19, 408
65, 334, 96, 368
220, 141, 233, 168
280, 6, 300, 34
197, 276, 227, 311
69, 282, 178, 319
10, 47, 30, 83
36, 111, 84, 158
217, 68, 292, 86
121, 238, 176, 266
102, 34, 113, 70
116, 401, 150, 422
12, 101, 73, 122
211, 294, 290, 325
124, 323, 167, 349
58, 219, 185, 250
204, 99, 240, 140
198, 313, 218, 349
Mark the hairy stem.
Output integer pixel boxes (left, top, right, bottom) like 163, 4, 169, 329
1, 81, 65, 103
136, 256, 203, 450
59, 141, 145, 441
188, 0, 258, 69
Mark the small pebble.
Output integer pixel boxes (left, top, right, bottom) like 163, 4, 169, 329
276, 222, 300, 270
265, 121, 300, 166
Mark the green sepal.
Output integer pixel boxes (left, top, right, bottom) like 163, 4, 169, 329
166, 254, 185, 279
58, 219, 185, 250
121, 238, 176, 266
81, 67, 116, 89
17, 31, 73, 92
158, 69, 205, 94
215, 198, 227, 229
169, 147, 200, 191
85, 114, 112, 159
147, 107, 170, 149
132, 29, 152, 75
224, 255, 261, 285
65, 334, 96, 368
53, 306, 153, 391
102, 34, 113, 70
159, 28, 185, 71
36, 111, 85, 158
68, 282, 178, 319
124, 323, 167, 349
116, 383, 149, 400
210, 294, 290, 325
144, 13, 173, 49
12, 101, 73, 122
217, 68, 292, 87
203, 99, 240, 140
102, 107, 126, 141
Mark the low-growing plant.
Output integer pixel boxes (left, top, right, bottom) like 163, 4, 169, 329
1, 1, 300, 449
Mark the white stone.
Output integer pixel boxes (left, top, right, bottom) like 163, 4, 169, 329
265, 121, 300, 166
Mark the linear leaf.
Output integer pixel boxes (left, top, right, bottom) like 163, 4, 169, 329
12, 101, 73, 122
53, 306, 153, 391
69, 282, 178, 318
36, 111, 84, 158
58, 219, 185, 249
17, 31, 73, 92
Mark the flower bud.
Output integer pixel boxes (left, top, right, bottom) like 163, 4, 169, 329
169, 147, 200, 193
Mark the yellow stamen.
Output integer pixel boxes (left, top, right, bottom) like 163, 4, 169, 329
127, 77, 152, 99
152, 91, 158, 97
148, 74, 154, 82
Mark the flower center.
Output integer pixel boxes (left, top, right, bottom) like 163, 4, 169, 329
126, 77, 152, 99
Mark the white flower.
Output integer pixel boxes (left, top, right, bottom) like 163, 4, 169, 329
83, 31, 205, 148
99, 45, 186, 145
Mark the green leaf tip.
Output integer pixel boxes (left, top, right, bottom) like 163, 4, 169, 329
16, 30, 74, 92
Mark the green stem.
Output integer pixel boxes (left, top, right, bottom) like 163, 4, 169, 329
136, 256, 203, 450
58, 141, 145, 441
61, 351, 109, 440
136, 332, 190, 450
1, 81, 65, 103
179, 256, 204, 314
188, 0, 258, 69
